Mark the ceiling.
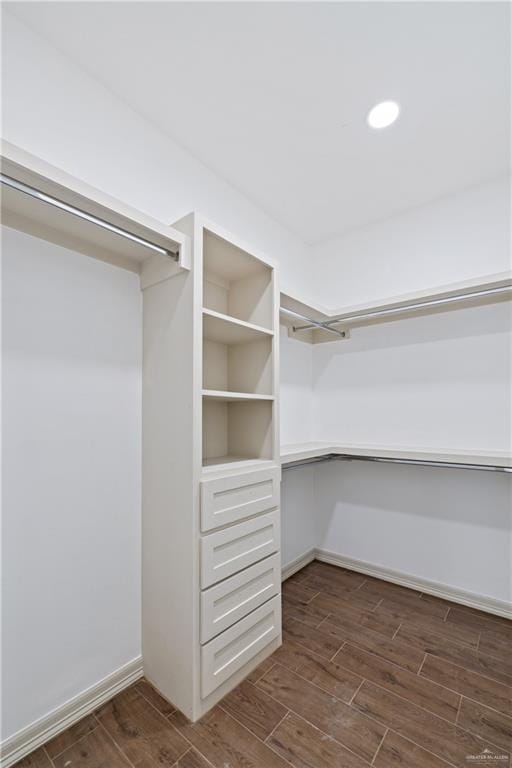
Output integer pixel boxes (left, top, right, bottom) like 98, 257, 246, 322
7, 2, 511, 244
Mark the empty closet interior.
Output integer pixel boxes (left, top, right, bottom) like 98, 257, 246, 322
1, 3, 511, 767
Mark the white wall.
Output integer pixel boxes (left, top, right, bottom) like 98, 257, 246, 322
313, 301, 511, 451
2, 227, 142, 740
279, 328, 317, 568
281, 466, 318, 569
279, 327, 314, 446
313, 177, 511, 308
316, 461, 512, 603
312, 317, 512, 601
308, 178, 512, 604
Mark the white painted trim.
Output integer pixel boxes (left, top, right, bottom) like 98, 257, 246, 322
281, 548, 315, 581
315, 549, 512, 620
0, 656, 143, 768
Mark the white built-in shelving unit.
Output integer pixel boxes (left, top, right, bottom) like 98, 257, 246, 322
142, 213, 281, 721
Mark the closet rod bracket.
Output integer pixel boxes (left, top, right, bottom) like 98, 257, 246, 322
280, 307, 349, 340
289, 325, 350, 341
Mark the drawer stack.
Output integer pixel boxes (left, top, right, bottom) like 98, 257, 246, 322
199, 467, 281, 698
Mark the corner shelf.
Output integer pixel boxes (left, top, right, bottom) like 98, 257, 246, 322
280, 442, 512, 472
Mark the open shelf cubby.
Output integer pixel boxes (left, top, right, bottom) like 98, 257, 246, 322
203, 332, 273, 395
202, 398, 274, 466
203, 229, 273, 329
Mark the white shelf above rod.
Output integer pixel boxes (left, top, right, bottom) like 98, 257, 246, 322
293, 283, 512, 333
1, 173, 179, 261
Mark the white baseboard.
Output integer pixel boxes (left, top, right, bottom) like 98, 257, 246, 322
0, 656, 143, 768
315, 549, 512, 620
281, 548, 316, 581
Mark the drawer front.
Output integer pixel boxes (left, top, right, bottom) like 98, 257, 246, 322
200, 467, 280, 532
201, 595, 281, 698
201, 510, 279, 588
201, 553, 280, 643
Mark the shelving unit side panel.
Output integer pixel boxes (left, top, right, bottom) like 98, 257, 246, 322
142, 269, 197, 717
270, 265, 281, 462
172, 212, 206, 713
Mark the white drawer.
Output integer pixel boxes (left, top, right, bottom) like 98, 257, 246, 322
201, 510, 279, 588
200, 467, 280, 532
201, 553, 280, 643
201, 595, 281, 698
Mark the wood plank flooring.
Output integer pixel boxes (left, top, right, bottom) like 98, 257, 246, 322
15, 561, 512, 768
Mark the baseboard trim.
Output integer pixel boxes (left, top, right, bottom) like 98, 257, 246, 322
0, 656, 143, 768
281, 549, 316, 581
315, 549, 512, 620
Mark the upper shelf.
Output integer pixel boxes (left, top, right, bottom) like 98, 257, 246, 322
281, 272, 512, 343
281, 441, 512, 472
203, 308, 274, 345
1, 141, 189, 284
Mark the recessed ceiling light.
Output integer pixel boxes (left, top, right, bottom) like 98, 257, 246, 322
367, 100, 400, 129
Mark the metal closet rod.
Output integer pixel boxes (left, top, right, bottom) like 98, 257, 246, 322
279, 306, 346, 337
293, 284, 512, 332
282, 453, 512, 473
0, 173, 180, 261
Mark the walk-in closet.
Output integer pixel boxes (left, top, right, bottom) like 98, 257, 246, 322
2, 3, 511, 768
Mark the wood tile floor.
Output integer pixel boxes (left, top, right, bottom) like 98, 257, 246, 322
16, 561, 512, 768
